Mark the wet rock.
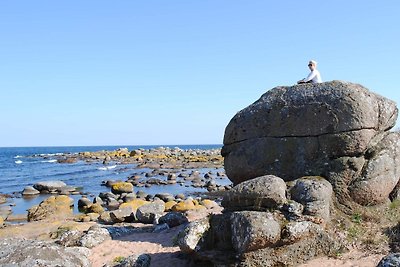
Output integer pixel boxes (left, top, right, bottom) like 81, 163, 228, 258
78, 197, 93, 209
22, 186, 40, 196
33, 180, 67, 192
111, 182, 134, 194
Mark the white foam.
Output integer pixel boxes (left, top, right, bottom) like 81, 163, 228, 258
14, 155, 23, 159
15, 160, 23, 164
98, 165, 117, 171
41, 159, 57, 163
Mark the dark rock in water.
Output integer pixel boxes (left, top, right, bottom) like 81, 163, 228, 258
377, 253, 400, 267
222, 175, 287, 212
22, 186, 40, 196
0, 238, 90, 266
222, 81, 400, 208
57, 157, 78, 164
78, 197, 93, 209
33, 181, 67, 192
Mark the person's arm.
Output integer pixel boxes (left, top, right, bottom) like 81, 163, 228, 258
302, 70, 317, 83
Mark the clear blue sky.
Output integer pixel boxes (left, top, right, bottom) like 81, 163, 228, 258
1, 1, 399, 147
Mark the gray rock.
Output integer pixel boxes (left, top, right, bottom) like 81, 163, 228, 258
0, 205, 12, 219
110, 206, 135, 223
0, 238, 90, 267
154, 193, 175, 202
123, 192, 137, 202
56, 230, 84, 247
33, 180, 67, 192
177, 217, 210, 253
115, 253, 151, 267
230, 211, 281, 254
22, 186, 40, 196
222, 175, 287, 211
78, 197, 93, 209
136, 201, 165, 224
98, 211, 114, 225
290, 177, 333, 221
222, 81, 399, 208
158, 212, 189, 228
377, 253, 400, 267
281, 221, 321, 243
78, 225, 111, 248
350, 132, 400, 205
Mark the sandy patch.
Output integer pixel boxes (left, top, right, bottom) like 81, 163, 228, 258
89, 224, 189, 267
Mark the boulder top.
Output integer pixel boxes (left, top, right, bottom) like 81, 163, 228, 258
223, 80, 398, 146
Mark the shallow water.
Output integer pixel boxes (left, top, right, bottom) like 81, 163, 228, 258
0, 145, 229, 216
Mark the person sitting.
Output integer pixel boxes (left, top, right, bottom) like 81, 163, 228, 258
297, 60, 322, 84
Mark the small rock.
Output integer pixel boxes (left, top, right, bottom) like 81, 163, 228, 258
22, 186, 40, 196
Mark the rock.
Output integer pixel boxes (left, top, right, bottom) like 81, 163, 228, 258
201, 199, 219, 209
33, 180, 67, 192
222, 175, 287, 211
136, 201, 165, 224
86, 203, 105, 214
0, 238, 90, 266
79, 225, 112, 248
153, 223, 169, 233
230, 211, 281, 254
158, 212, 189, 227
377, 253, 400, 267
78, 197, 93, 209
22, 186, 40, 196
56, 230, 84, 247
350, 132, 400, 205
110, 206, 135, 223
57, 157, 78, 164
0, 216, 4, 225
222, 81, 399, 208
27, 195, 73, 221
164, 200, 178, 211
123, 192, 137, 202
290, 177, 333, 221
98, 211, 114, 225
172, 199, 197, 212
177, 217, 210, 253
111, 182, 134, 194
281, 221, 321, 243
0, 205, 12, 219
115, 253, 151, 267
154, 193, 175, 202
0, 195, 6, 204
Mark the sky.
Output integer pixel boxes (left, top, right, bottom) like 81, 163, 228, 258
0, 1, 399, 147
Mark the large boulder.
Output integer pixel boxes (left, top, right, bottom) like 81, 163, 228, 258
27, 195, 74, 221
222, 81, 399, 207
222, 175, 287, 211
0, 238, 90, 267
33, 180, 67, 192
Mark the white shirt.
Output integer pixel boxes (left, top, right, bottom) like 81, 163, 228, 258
303, 69, 322, 83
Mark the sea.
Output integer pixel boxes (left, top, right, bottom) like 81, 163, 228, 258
0, 145, 226, 215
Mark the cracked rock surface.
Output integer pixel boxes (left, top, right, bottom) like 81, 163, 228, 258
222, 81, 400, 207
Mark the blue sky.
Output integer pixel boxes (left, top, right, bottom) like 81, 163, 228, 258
0, 1, 399, 147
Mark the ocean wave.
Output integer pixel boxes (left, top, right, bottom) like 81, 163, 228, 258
98, 165, 117, 171
15, 160, 23, 164
14, 155, 23, 159
41, 159, 58, 163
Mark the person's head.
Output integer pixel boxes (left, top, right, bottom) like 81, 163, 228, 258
308, 60, 317, 70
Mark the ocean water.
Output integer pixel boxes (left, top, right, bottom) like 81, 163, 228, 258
0, 145, 226, 215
